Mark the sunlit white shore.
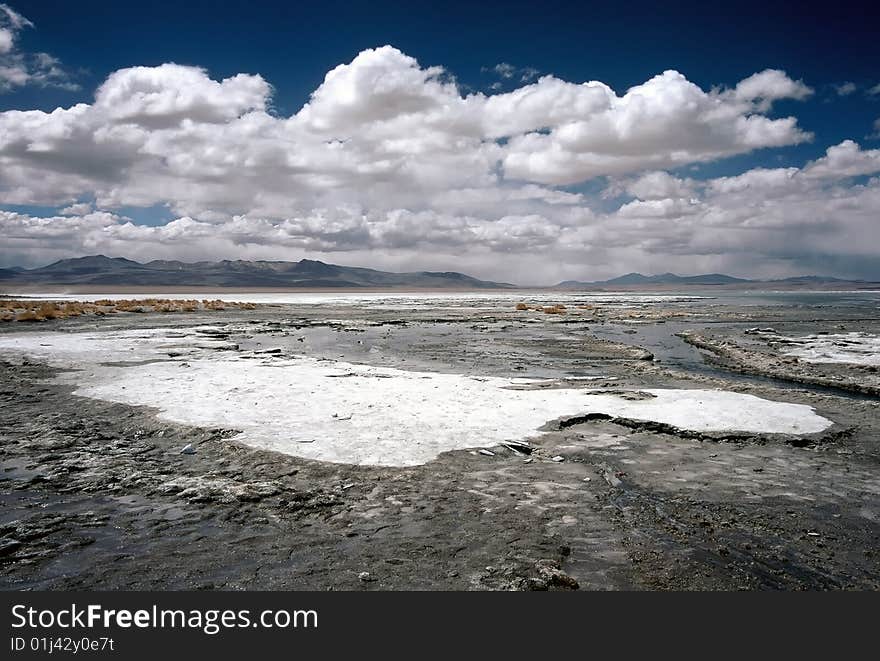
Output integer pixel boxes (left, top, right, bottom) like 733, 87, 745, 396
0, 290, 713, 306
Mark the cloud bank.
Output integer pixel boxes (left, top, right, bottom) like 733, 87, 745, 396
1, 44, 877, 282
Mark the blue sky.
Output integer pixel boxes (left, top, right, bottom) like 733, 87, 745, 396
1, 0, 879, 281
9, 1, 877, 144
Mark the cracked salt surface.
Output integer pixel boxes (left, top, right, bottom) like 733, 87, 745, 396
778, 332, 880, 366
0, 328, 833, 466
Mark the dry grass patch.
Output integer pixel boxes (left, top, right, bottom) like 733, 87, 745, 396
36, 303, 59, 319
515, 302, 570, 313
0, 297, 259, 322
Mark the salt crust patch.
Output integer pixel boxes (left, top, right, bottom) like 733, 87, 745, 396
780, 332, 880, 366
0, 328, 833, 466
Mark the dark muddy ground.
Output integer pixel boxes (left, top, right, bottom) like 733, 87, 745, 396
1, 294, 878, 590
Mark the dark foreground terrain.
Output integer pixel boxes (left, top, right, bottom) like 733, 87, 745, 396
1, 293, 878, 590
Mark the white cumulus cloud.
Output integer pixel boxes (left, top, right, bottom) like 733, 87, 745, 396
0, 3, 75, 91
0, 45, 876, 282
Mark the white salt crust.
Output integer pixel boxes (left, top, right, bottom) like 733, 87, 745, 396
0, 328, 833, 466
779, 332, 880, 366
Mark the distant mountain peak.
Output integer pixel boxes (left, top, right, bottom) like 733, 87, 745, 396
39, 254, 145, 274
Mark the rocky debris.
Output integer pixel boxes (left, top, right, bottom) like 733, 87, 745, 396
534, 559, 580, 590
475, 554, 581, 591
598, 389, 657, 401
0, 539, 23, 557
156, 476, 285, 504
500, 440, 532, 455
598, 463, 624, 488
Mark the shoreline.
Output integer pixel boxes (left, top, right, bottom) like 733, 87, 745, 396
4, 284, 880, 297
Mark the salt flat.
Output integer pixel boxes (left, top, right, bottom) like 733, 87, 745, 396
0, 291, 877, 591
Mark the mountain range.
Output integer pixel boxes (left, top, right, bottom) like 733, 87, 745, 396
1, 257, 876, 290
0, 255, 516, 289
555, 272, 876, 289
